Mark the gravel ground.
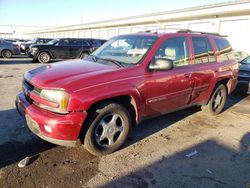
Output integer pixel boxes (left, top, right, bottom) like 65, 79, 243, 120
0, 56, 249, 188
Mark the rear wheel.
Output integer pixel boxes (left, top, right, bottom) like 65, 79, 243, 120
38, 52, 50, 63
84, 102, 131, 156
1, 50, 12, 58
80, 52, 89, 59
202, 84, 227, 115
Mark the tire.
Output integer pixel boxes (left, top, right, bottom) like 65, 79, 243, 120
1, 50, 12, 58
84, 102, 131, 156
38, 52, 51, 63
25, 48, 30, 55
80, 52, 89, 59
201, 84, 227, 115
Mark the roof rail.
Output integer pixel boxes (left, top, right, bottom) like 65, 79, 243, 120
139, 28, 227, 37
177, 29, 227, 37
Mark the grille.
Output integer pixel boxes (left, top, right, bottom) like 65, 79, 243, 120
22, 79, 41, 103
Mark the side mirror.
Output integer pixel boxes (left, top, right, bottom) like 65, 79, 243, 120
149, 58, 174, 71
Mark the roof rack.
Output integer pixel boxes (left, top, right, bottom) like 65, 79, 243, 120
140, 28, 227, 37
177, 29, 227, 37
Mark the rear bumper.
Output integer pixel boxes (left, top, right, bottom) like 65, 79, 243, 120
16, 92, 87, 147
13, 48, 21, 55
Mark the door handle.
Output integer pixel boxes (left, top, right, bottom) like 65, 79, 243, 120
184, 73, 192, 78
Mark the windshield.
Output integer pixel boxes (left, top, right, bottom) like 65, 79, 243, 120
241, 56, 250, 64
48, 39, 59, 45
92, 35, 158, 65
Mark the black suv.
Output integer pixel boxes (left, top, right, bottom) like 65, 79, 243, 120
20, 38, 52, 55
29, 38, 106, 63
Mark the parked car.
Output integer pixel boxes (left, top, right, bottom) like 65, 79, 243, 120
20, 38, 53, 55
238, 56, 250, 93
0, 39, 20, 58
16, 31, 238, 156
28, 38, 101, 63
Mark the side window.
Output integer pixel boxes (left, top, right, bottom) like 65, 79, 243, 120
37, 39, 44, 44
192, 37, 215, 64
69, 39, 81, 46
60, 39, 70, 46
214, 38, 234, 62
154, 37, 189, 67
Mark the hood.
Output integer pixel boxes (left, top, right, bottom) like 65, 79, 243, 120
24, 59, 119, 91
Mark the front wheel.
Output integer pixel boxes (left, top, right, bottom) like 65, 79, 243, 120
25, 48, 30, 55
202, 84, 227, 115
38, 52, 51, 63
84, 102, 131, 156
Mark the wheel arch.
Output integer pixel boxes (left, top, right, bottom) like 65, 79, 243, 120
38, 50, 53, 59
1, 49, 13, 56
206, 78, 229, 105
79, 94, 139, 144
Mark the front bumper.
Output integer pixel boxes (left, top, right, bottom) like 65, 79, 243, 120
237, 81, 250, 94
238, 75, 250, 82
28, 50, 38, 58
16, 92, 87, 147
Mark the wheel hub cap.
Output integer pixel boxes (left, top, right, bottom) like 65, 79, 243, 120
95, 114, 124, 147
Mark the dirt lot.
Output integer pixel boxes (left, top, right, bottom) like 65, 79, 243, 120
0, 56, 250, 188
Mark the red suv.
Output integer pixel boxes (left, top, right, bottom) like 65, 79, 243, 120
16, 30, 238, 156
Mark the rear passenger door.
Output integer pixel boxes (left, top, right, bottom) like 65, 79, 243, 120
189, 36, 216, 103
68, 39, 82, 58
53, 39, 70, 59
144, 36, 194, 116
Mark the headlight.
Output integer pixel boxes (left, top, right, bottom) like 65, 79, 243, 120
38, 89, 70, 114
30, 47, 38, 53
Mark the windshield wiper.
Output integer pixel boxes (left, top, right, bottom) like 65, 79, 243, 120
98, 57, 124, 67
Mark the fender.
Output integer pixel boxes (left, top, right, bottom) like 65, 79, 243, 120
71, 83, 144, 123
204, 69, 235, 104
38, 50, 54, 59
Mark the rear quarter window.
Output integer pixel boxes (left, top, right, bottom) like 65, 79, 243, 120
192, 37, 215, 64
214, 38, 235, 62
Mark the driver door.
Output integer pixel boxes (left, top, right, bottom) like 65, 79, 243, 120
143, 36, 194, 116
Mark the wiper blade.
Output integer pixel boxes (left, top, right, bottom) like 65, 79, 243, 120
98, 57, 124, 67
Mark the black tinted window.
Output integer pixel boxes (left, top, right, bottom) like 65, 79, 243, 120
192, 37, 215, 64
37, 39, 44, 44
62, 39, 70, 46
154, 37, 189, 67
69, 39, 81, 46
